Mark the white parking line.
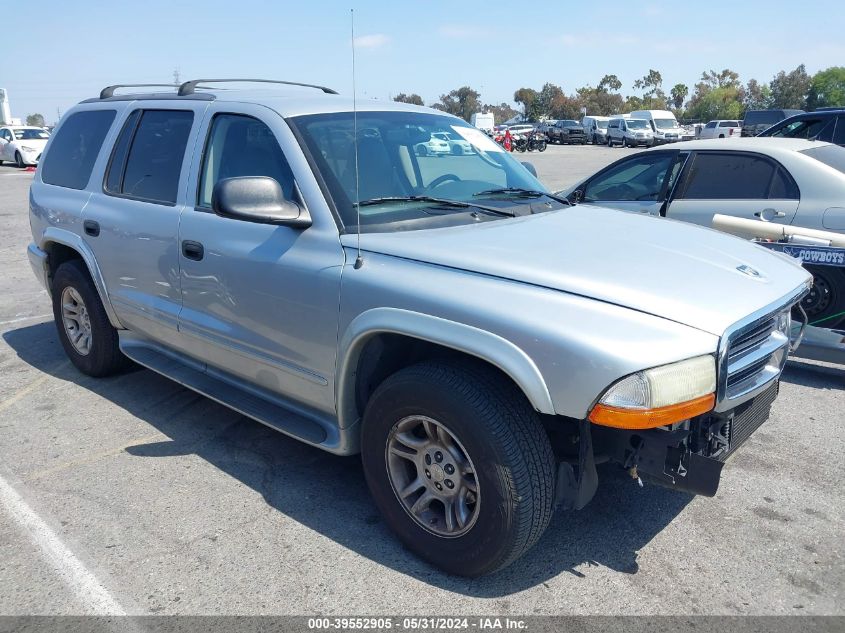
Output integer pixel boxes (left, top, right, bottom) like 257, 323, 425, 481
0, 474, 126, 615
0, 313, 52, 327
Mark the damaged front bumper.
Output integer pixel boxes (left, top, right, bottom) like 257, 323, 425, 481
556, 381, 780, 509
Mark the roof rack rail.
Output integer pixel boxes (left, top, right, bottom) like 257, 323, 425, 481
178, 78, 339, 96
100, 84, 179, 99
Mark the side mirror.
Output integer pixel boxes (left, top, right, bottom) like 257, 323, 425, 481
211, 177, 311, 228
521, 161, 538, 177
570, 189, 584, 204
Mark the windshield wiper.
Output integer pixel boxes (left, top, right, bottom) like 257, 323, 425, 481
473, 188, 572, 206
356, 196, 515, 217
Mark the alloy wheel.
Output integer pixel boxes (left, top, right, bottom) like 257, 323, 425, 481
61, 286, 93, 355
385, 415, 480, 537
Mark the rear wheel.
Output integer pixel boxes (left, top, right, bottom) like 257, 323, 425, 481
801, 266, 845, 328
52, 260, 129, 377
361, 361, 556, 577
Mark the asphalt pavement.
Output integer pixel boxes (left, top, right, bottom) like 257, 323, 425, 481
0, 149, 842, 616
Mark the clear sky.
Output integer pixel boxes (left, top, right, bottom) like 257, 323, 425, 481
2, 0, 844, 123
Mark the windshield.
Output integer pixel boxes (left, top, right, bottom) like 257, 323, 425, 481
291, 111, 548, 232
653, 119, 678, 129
561, 120, 579, 127
769, 118, 829, 139
596, 120, 608, 129
627, 120, 649, 130
13, 128, 50, 140
801, 145, 845, 174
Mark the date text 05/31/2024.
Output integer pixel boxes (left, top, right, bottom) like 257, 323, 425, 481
307, 617, 528, 630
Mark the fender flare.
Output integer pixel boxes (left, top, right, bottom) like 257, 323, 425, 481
336, 307, 555, 429
39, 227, 124, 329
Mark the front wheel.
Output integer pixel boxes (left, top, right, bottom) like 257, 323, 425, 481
361, 361, 556, 577
15, 152, 25, 168
537, 140, 547, 152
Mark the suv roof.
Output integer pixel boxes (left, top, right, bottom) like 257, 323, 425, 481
81, 78, 436, 119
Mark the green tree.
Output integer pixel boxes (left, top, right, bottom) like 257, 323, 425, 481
483, 102, 519, 125
577, 75, 624, 115
26, 113, 45, 127
393, 93, 423, 106
698, 69, 741, 90
670, 84, 688, 110
598, 74, 622, 92
769, 64, 811, 109
743, 79, 771, 111
513, 87, 540, 121
686, 69, 744, 121
633, 69, 666, 103
806, 67, 845, 110
433, 86, 481, 122
536, 83, 565, 119
685, 86, 744, 121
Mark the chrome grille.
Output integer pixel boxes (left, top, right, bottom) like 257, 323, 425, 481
714, 291, 804, 413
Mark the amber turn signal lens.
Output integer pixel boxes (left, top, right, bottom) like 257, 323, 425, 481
588, 393, 716, 430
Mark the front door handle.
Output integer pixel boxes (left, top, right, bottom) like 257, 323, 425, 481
83, 220, 100, 237
181, 240, 204, 261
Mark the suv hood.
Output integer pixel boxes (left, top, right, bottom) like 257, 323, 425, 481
346, 206, 811, 336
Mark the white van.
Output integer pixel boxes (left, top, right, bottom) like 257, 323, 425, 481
471, 112, 494, 134
581, 115, 611, 144
629, 109, 684, 144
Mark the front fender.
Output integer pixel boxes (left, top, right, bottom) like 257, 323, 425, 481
336, 307, 555, 429
39, 227, 124, 329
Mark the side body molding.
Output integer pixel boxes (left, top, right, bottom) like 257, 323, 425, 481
336, 307, 556, 429
40, 227, 124, 329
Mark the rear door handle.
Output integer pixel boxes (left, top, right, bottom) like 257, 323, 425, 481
181, 240, 204, 261
83, 220, 100, 237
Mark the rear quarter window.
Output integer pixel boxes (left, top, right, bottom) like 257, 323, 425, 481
41, 110, 116, 190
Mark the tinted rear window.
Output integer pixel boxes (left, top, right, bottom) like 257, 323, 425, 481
679, 153, 778, 199
41, 110, 116, 189
117, 110, 194, 205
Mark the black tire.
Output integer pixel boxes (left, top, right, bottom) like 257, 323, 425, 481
361, 361, 556, 577
607, 136, 613, 147
15, 152, 25, 168
801, 265, 845, 328
622, 137, 628, 148
52, 260, 129, 377
417, 145, 428, 156
537, 140, 547, 152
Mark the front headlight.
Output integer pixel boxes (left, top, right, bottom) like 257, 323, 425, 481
21, 146, 38, 153
589, 355, 716, 429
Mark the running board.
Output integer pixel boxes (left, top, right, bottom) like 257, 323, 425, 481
119, 338, 329, 445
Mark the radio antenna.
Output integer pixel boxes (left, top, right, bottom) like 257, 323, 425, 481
351, 8, 364, 269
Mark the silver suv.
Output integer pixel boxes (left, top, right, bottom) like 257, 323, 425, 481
27, 79, 810, 576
